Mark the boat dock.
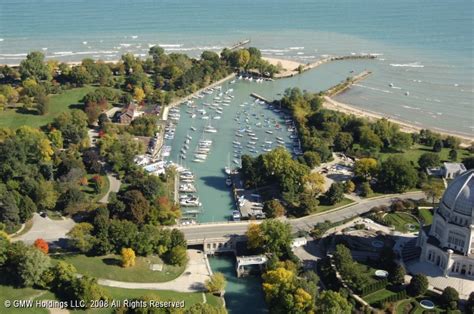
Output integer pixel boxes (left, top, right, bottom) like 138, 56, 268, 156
228, 39, 250, 50
250, 93, 271, 103
324, 70, 372, 97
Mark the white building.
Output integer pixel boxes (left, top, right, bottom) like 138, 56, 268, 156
417, 169, 474, 278
442, 162, 466, 179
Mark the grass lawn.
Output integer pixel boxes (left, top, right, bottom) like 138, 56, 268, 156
384, 212, 419, 233
378, 144, 472, 166
55, 254, 185, 283
0, 86, 96, 129
418, 208, 433, 225
315, 198, 354, 214
80, 174, 110, 202
363, 288, 397, 305
73, 288, 221, 314
0, 285, 50, 314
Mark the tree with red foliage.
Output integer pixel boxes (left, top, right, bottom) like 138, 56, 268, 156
34, 238, 49, 254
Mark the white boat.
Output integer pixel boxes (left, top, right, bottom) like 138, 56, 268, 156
194, 154, 208, 160
190, 126, 196, 131
213, 116, 221, 120
405, 91, 410, 96
265, 130, 273, 134
193, 159, 205, 163
233, 159, 240, 165
180, 198, 202, 207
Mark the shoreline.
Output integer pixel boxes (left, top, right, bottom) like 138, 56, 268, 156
3, 55, 471, 145
323, 96, 473, 146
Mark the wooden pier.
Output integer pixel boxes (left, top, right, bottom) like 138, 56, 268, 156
250, 93, 270, 103
228, 39, 251, 50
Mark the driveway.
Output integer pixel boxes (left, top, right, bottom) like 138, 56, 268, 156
13, 213, 76, 245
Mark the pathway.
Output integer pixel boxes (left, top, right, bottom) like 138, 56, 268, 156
97, 250, 211, 293
99, 172, 121, 204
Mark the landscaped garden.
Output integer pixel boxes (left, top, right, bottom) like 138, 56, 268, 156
384, 212, 420, 233
54, 254, 185, 283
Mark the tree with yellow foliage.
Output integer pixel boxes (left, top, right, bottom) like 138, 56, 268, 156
121, 248, 136, 268
205, 272, 226, 295
133, 87, 145, 102
246, 223, 264, 249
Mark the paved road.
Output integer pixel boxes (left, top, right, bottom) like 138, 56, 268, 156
13, 213, 76, 245
178, 192, 425, 241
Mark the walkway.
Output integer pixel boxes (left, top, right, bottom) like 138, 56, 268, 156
99, 172, 121, 204
97, 250, 211, 293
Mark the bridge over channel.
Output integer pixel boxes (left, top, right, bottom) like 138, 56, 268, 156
178, 192, 424, 249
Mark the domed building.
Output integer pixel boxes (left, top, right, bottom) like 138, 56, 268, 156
417, 169, 474, 278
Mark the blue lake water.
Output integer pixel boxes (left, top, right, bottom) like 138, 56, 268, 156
0, 0, 473, 135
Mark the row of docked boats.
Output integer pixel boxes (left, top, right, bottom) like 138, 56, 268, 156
178, 169, 201, 207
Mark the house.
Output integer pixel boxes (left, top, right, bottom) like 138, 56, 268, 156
441, 162, 466, 179
118, 103, 137, 125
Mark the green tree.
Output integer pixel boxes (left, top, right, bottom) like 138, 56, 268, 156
67, 222, 95, 253
166, 246, 188, 266
205, 272, 226, 295
360, 181, 373, 197
391, 132, 412, 152
448, 149, 458, 161
378, 156, 418, 192
315, 291, 352, 314
389, 265, 406, 286
433, 139, 443, 152
325, 182, 345, 205
359, 126, 383, 151
67, 276, 109, 308
354, 158, 378, 180
466, 292, 474, 314
19, 51, 51, 81
17, 247, 51, 287
35, 93, 50, 115
302, 151, 321, 168
0, 232, 10, 266
441, 286, 459, 310
334, 132, 353, 152
260, 220, 293, 258
418, 152, 440, 170
263, 199, 286, 218
422, 180, 444, 205
408, 274, 428, 296
186, 303, 226, 314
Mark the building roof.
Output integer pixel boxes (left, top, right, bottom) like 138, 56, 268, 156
443, 162, 466, 174
440, 169, 474, 216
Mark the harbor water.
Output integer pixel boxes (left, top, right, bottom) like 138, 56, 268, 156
168, 61, 367, 223
209, 255, 267, 314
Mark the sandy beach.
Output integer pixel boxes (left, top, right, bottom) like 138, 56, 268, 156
323, 96, 473, 146
262, 57, 303, 78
